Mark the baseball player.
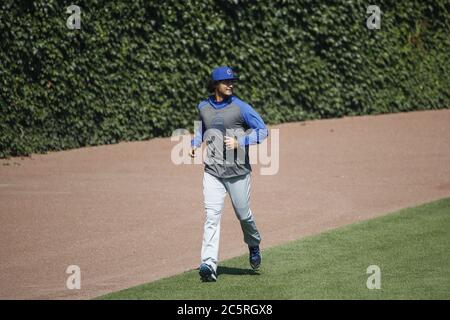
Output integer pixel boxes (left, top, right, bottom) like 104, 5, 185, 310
190, 66, 268, 282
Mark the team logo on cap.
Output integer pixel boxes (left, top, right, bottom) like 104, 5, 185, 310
227, 69, 232, 75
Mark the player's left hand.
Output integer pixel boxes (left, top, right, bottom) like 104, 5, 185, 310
224, 136, 238, 150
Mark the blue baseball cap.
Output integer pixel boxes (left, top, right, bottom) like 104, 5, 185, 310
211, 66, 238, 81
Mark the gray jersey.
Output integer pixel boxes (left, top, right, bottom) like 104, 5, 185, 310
193, 95, 268, 178
200, 99, 252, 178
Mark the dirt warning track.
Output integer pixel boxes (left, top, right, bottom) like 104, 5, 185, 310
1, 109, 449, 299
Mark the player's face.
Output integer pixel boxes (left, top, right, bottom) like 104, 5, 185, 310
217, 80, 235, 97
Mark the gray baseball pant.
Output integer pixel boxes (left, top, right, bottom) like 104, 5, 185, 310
201, 171, 261, 273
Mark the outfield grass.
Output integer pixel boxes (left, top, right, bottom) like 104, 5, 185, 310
99, 198, 450, 300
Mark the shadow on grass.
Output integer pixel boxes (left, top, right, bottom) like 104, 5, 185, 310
217, 266, 260, 276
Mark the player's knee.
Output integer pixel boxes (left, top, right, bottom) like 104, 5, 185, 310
205, 202, 222, 214
205, 208, 221, 223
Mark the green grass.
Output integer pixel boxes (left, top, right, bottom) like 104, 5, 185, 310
99, 198, 450, 300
